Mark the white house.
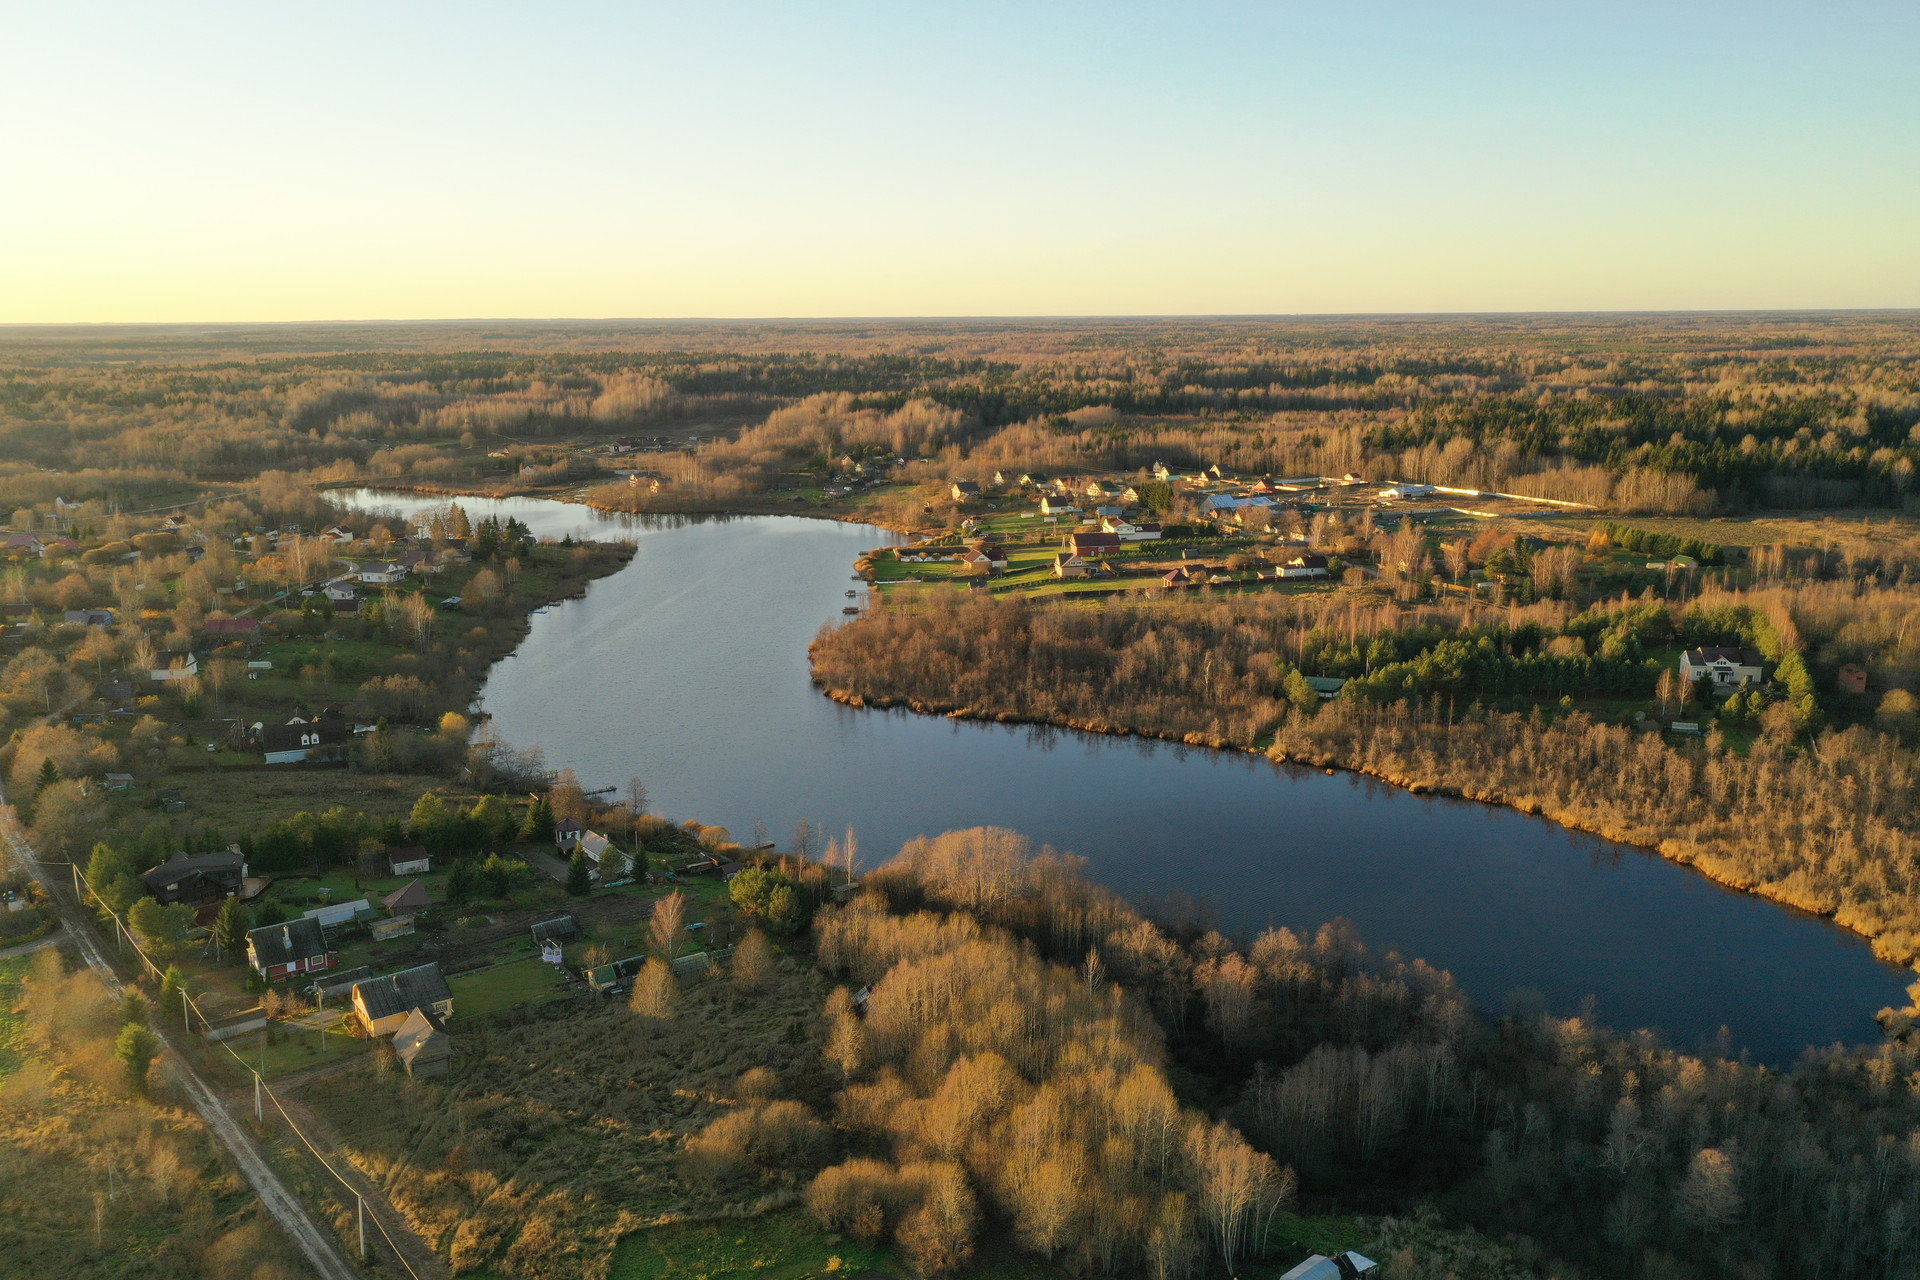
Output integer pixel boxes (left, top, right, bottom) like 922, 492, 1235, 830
1281, 554, 1330, 579
1039, 495, 1081, 517
358, 562, 407, 586
1679, 647, 1765, 691
1380, 483, 1437, 501
150, 655, 199, 682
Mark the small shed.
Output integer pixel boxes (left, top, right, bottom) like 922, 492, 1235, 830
585, 955, 647, 993
382, 879, 431, 917
554, 818, 586, 849
387, 847, 431, 877
391, 1008, 452, 1079
1837, 663, 1869, 695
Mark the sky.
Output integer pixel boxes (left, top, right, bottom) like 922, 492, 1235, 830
3, 1, 1917, 321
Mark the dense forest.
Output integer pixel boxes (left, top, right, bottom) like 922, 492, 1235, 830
821, 828, 1920, 1280
2, 314, 1917, 517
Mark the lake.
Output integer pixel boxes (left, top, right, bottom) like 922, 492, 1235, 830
335, 489, 1911, 1061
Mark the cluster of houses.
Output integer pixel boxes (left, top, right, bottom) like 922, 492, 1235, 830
232, 848, 452, 1076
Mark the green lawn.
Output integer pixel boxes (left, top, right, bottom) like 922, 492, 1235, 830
610, 1210, 900, 1280
448, 956, 571, 1018
211, 1012, 371, 1082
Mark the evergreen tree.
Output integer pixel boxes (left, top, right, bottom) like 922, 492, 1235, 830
115, 1023, 160, 1094
522, 796, 555, 843
159, 964, 186, 1012
566, 849, 592, 896
36, 757, 60, 792
213, 897, 250, 959
120, 989, 147, 1026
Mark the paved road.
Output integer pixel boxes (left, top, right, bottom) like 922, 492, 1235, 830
0, 795, 362, 1280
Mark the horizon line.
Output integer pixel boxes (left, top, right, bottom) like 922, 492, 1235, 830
5, 308, 1920, 330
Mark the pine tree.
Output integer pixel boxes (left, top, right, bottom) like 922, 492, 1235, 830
36, 757, 60, 792
565, 849, 592, 896
159, 964, 186, 1012
522, 796, 555, 843
213, 897, 249, 959
115, 1023, 160, 1093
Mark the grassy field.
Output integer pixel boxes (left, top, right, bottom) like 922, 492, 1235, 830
609, 1209, 899, 1280
447, 956, 571, 1017
211, 1010, 372, 1082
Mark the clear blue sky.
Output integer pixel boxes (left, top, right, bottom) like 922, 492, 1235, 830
4, 1, 1915, 320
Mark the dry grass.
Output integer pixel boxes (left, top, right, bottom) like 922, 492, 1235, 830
0, 949, 308, 1278
304, 949, 837, 1279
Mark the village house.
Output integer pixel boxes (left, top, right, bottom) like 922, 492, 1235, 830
62, 608, 114, 627
949, 480, 981, 500
1837, 663, 1869, 695
1162, 568, 1191, 587
1067, 531, 1122, 557
1052, 553, 1089, 579
1282, 554, 1330, 579
1151, 461, 1172, 480
1380, 483, 1437, 501
1678, 647, 1766, 691
259, 717, 349, 765
1039, 495, 1080, 517
320, 526, 354, 544
150, 654, 199, 682
357, 561, 407, 586
351, 962, 455, 1036
390, 1008, 452, 1078
204, 617, 262, 643
141, 849, 246, 905
579, 831, 626, 877
247, 917, 336, 982
554, 817, 586, 849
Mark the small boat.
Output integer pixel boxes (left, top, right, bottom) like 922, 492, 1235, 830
845, 590, 857, 598
532, 608, 549, 614
842, 606, 860, 615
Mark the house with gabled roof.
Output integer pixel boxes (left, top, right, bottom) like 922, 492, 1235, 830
351, 962, 455, 1036
1679, 647, 1765, 691
143, 849, 247, 905
247, 917, 336, 981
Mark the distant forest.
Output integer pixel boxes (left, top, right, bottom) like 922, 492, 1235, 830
2, 314, 1917, 515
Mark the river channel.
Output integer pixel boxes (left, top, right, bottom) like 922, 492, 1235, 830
335, 489, 1911, 1061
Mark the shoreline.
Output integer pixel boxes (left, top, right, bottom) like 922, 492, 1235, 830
325, 479, 918, 536
813, 683, 1916, 984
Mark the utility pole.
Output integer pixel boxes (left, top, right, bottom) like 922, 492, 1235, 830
253, 1070, 263, 1123
356, 1196, 366, 1260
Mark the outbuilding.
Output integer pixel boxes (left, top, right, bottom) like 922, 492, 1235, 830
391, 1008, 452, 1078
387, 847, 431, 877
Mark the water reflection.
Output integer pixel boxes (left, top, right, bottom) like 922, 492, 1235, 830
329, 489, 1912, 1062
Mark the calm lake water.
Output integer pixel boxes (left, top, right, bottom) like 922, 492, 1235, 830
337, 490, 1911, 1061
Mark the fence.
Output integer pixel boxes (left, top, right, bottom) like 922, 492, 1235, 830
1, 811, 429, 1280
